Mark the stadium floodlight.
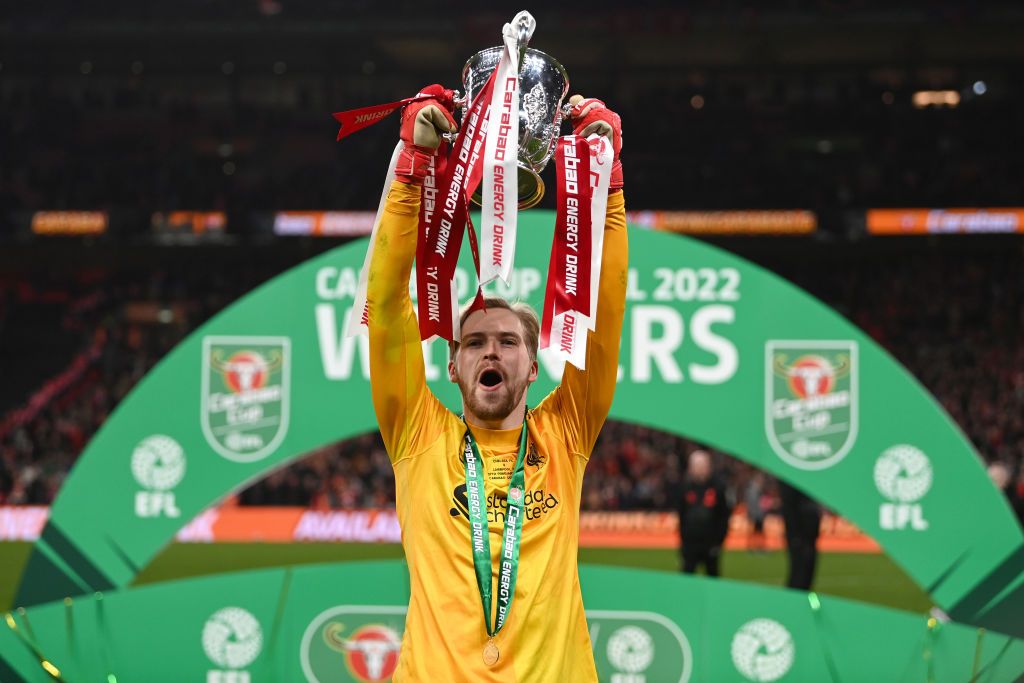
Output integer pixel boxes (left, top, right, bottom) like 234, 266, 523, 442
912, 90, 960, 108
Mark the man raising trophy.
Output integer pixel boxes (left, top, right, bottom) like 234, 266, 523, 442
335, 11, 628, 679
364, 82, 626, 679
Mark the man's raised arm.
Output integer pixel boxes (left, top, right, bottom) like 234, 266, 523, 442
367, 85, 457, 458
554, 97, 628, 455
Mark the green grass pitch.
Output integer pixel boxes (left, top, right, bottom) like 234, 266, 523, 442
0, 541, 932, 615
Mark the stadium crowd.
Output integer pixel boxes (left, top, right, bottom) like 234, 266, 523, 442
0, 267, 261, 504
2, 74, 1019, 219
2, 248, 1023, 525
3, 0, 1022, 222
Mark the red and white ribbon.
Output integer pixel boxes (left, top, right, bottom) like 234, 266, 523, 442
540, 134, 613, 369
584, 134, 614, 327
417, 71, 496, 341
331, 93, 440, 141
479, 25, 521, 286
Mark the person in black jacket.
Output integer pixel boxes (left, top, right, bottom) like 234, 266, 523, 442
676, 450, 732, 576
779, 480, 822, 590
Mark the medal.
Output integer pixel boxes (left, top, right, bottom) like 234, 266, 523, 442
463, 414, 530, 664
483, 639, 500, 666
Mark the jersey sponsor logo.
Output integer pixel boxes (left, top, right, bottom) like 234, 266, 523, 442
730, 618, 795, 682
449, 484, 560, 523
765, 341, 858, 470
131, 434, 185, 518
589, 611, 693, 683
201, 336, 291, 463
874, 444, 932, 531
202, 606, 263, 682
525, 443, 546, 469
300, 606, 407, 683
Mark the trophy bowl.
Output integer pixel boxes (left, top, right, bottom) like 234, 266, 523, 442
461, 46, 570, 209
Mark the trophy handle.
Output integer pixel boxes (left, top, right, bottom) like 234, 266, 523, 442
438, 89, 468, 144
511, 11, 536, 48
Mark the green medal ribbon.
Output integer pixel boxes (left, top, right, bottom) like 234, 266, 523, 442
462, 417, 529, 638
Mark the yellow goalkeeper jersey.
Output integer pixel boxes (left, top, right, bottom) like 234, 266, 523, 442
367, 180, 627, 682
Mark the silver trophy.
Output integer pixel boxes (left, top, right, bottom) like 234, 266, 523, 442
459, 12, 569, 209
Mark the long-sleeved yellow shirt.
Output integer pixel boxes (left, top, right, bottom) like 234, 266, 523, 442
367, 179, 627, 682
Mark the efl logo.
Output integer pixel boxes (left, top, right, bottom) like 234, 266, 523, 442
131, 435, 185, 518
765, 341, 858, 470
875, 444, 932, 531
202, 606, 263, 683
301, 606, 407, 683
731, 618, 795, 682
588, 611, 692, 683
201, 336, 291, 463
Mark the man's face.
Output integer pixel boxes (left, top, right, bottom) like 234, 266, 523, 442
449, 308, 538, 423
688, 451, 712, 483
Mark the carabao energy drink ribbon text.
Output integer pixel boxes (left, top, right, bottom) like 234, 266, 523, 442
416, 68, 495, 341
540, 134, 613, 368
418, 14, 528, 341
462, 418, 528, 657
479, 21, 522, 287
337, 22, 524, 341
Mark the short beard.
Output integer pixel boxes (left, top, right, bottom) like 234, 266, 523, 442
458, 375, 528, 423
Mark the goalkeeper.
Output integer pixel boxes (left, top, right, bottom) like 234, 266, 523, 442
367, 84, 627, 681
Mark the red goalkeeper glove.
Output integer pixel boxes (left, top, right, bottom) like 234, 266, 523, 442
569, 95, 624, 190
396, 84, 457, 184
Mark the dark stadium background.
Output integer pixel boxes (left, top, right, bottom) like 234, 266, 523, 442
1, 1, 1022, 612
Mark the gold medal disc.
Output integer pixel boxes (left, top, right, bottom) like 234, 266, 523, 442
483, 640, 500, 666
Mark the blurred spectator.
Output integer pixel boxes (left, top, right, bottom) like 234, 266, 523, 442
989, 461, 1024, 527
745, 472, 769, 553
779, 481, 822, 591
676, 450, 732, 577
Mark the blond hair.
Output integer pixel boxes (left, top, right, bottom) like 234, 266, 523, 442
448, 297, 540, 361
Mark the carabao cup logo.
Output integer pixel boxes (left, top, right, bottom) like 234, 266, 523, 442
131, 435, 186, 490
301, 606, 406, 683
765, 341, 858, 470
202, 607, 263, 669
201, 336, 290, 463
731, 618, 795, 682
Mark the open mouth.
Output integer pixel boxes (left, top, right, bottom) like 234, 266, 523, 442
478, 368, 504, 390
